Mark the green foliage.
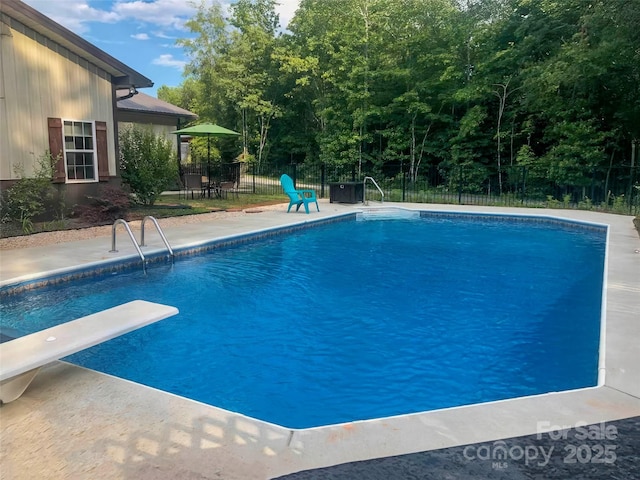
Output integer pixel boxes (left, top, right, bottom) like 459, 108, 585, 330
119, 126, 178, 206
610, 194, 627, 213
4, 152, 58, 233
516, 145, 536, 167
578, 196, 593, 210
172, 0, 639, 205
544, 120, 605, 186
544, 193, 573, 209
157, 79, 200, 113
188, 137, 221, 165
77, 185, 132, 224
545, 195, 561, 209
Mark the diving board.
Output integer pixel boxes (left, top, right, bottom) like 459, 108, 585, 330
0, 300, 179, 404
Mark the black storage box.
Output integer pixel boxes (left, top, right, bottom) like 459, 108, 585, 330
329, 182, 364, 203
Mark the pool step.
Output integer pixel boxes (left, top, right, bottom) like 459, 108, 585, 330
357, 207, 420, 220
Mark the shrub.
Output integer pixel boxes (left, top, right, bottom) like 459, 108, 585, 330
578, 197, 593, 210
119, 125, 178, 205
545, 195, 561, 208
4, 152, 58, 233
76, 185, 132, 224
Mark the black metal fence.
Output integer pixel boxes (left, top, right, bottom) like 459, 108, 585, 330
181, 162, 242, 185
180, 161, 640, 214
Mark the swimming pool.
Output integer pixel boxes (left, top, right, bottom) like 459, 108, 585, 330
0, 211, 607, 428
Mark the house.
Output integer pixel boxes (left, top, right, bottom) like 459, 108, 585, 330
0, 0, 195, 207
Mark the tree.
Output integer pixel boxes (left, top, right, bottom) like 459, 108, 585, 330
492, 78, 522, 193
157, 78, 200, 114
286, 0, 368, 168
377, 0, 461, 182
225, 0, 282, 168
177, 0, 229, 124
178, 1, 282, 168
168, 0, 639, 201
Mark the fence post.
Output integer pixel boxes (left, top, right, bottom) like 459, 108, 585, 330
458, 165, 463, 204
521, 166, 527, 204
291, 163, 297, 188
320, 163, 326, 199
251, 163, 256, 194
630, 141, 637, 214
402, 170, 406, 202
629, 163, 638, 215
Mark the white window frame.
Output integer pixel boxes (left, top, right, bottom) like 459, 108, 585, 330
62, 119, 98, 183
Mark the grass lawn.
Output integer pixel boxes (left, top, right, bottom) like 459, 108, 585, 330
134, 193, 286, 218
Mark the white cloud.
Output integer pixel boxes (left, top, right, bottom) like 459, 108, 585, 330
22, 0, 204, 33
91, 38, 127, 46
152, 54, 187, 70
275, 0, 300, 30
22, 0, 120, 34
23, 0, 300, 36
112, 0, 200, 30
154, 31, 177, 40
131, 33, 150, 40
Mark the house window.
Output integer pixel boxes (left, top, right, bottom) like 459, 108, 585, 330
63, 120, 97, 181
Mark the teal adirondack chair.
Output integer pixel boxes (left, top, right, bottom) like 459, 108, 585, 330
280, 174, 320, 214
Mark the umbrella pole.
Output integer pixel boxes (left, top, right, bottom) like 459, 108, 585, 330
207, 136, 211, 198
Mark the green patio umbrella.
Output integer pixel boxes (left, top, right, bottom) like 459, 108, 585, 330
171, 123, 241, 197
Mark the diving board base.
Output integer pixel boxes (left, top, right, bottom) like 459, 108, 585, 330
0, 300, 179, 404
0, 368, 40, 404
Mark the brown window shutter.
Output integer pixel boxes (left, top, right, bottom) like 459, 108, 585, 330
48, 117, 66, 183
96, 121, 109, 181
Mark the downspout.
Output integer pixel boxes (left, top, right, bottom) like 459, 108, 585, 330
111, 84, 121, 184
114, 86, 139, 184
176, 119, 184, 180
117, 86, 139, 101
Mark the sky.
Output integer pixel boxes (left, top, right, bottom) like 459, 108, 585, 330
22, 0, 301, 97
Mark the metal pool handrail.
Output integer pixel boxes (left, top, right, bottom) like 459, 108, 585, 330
110, 219, 146, 266
363, 176, 385, 205
140, 216, 174, 260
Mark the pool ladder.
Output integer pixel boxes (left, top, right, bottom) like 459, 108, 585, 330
363, 176, 384, 205
110, 216, 174, 268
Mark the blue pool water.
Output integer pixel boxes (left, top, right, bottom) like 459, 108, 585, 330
0, 214, 606, 428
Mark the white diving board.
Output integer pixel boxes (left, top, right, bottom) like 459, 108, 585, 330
0, 300, 179, 404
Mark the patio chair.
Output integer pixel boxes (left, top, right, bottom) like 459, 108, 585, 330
219, 181, 239, 199
183, 174, 203, 199
280, 174, 319, 214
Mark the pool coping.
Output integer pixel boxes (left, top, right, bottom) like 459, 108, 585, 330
0, 213, 357, 294
1, 202, 639, 479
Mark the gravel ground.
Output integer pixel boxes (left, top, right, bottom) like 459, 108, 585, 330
0, 205, 284, 251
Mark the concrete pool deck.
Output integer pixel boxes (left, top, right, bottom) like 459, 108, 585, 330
1, 201, 639, 479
